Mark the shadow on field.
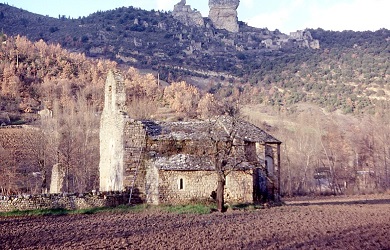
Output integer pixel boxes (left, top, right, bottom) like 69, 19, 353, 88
285, 198, 390, 207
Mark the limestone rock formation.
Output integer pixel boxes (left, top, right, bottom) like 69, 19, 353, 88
261, 29, 320, 50
208, 0, 240, 33
99, 70, 127, 192
289, 30, 320, 49
172, 0, 204, 27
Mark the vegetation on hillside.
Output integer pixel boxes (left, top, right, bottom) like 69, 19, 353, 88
0, 3, 389, 196
0, 34, 389, 196
1, 3, 388, 114
241, 29, 390, 114
0, 35, 234, 194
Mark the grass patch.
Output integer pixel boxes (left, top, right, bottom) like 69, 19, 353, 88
162, 204, 214, 214
71, 207, 110, 215
10, 119, 26, 125
0, 208, 69, 217
0, 203, 219, 217
0, 204, 150, 217
0, 202, 284, 217
230, 203, 265, 211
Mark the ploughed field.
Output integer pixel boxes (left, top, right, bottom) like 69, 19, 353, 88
1, 194, 390, 249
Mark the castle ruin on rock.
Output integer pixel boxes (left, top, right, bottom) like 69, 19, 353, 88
208, 0, 240, 33
172, 0, 205, 27
172, 0, 240, 32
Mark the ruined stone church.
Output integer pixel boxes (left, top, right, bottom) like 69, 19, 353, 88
99, 71, 281, 204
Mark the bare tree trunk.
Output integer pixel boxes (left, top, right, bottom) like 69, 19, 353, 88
216, 175, 225, 212
385, 147, 389, 189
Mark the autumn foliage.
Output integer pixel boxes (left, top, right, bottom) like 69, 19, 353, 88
0, 35, 226, 194
1, 34, 388, 196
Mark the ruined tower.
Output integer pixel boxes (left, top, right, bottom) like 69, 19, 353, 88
208, 0, 240, 33
99, 70, 127, 191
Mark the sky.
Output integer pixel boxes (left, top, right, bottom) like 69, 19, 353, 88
2, 0, 389, 34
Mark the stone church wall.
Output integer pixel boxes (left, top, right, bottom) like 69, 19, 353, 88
123, 120, 147, 202
155, 170, 253, 204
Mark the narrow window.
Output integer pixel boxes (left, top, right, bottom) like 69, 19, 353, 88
179, 178, 184, 190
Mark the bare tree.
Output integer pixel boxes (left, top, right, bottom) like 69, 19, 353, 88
0, 142, 18, 194
209, 118, 238, 212
207, 112, 262, 212
38, 91, 100, 193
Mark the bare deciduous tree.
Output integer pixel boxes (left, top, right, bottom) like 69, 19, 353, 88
206, 110, 255, 212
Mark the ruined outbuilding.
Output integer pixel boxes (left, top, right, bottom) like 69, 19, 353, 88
99, 71, 281, 204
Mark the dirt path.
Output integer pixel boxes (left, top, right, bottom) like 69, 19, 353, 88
1, 194, 390, 249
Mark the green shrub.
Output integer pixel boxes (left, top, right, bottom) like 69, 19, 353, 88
49, 27, 59, 33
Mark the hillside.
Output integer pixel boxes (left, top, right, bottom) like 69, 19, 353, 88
1, 3, 388, 113
0, 3, 390, 196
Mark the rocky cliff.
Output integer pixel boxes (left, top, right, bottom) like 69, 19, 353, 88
172, 0, 204, 27
0, 3, 325, 88
209, 0, 240, 33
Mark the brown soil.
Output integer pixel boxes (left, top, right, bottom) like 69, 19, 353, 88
1, 194, 390, 249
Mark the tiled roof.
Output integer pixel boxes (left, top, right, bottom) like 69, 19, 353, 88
153, 154, 215, 171
141, 116, 281, 144
221, 116, 281, 143
153, 154, 262, 171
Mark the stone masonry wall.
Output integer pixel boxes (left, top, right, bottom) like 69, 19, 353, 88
145, 165, 159, 204
123, 121, 147, 203
99, 71, 127, 192
157, 170, 253, 204
0, 192, 129, 213
225, 171, 254, 202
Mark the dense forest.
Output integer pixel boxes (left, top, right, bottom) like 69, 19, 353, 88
0, 3, 389, 196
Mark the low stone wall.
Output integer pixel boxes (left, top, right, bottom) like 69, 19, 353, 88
0, 192, 130, 212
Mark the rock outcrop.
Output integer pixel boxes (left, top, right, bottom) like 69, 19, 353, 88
172, 0, 204, 27
289, 30, 320, 49
261, 29, 320, 50
208, 0, 240, 33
